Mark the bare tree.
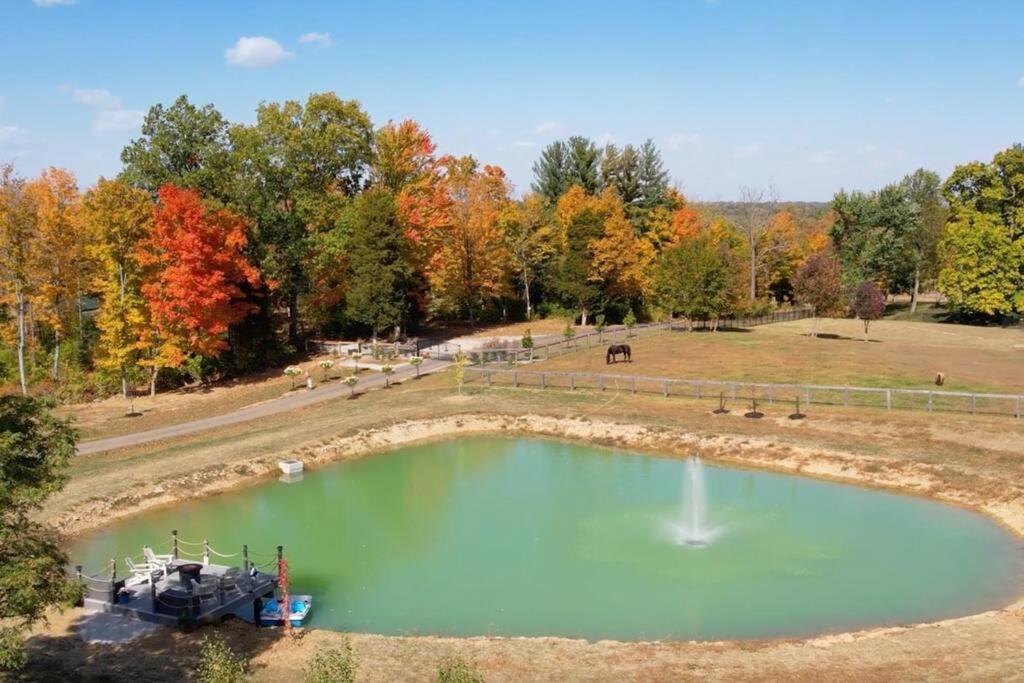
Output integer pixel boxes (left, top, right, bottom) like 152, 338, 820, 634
735, 185, 779, 301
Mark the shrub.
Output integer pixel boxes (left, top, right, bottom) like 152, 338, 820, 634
343, 375, 359, 396
196, 635, 247, 683
305, 641, 357, 683
436, 655, 484, 683
408, 356, 424, 377
623, 309, 637, 328
381, 364, 394, 387
283, 365, 303, 390
317, 359, 334, 381
520, 329, 533, 349
562, 320, 575, 341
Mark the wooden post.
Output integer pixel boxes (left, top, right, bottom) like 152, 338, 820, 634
843, 389, 849, 407
696, 382, 702, 399
599, 375, 605, 391
243, 545, 249, 576
631, 376, 636, 395
570, 374, 575, 391
541, 373, 546, 389
172, 530, 179, 560
731, 383, 737, 400
663, 380, 669, 397
1017, 396, 1022, 419
928, 392, 933, 412
110, 558, 117, 603
970, 394, 976, 415
203, 539, 210, 565
804, 387, 811, 405
513, 371, 518, 387
486, 371, 492, 387
886, 389, 892, 410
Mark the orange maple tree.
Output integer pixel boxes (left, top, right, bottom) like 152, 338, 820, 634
137, 185, 260, 361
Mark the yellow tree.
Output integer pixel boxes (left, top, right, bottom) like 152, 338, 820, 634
590, 195, 656, 301
499, 193, 557, 319
25, 168, 87, 380
0, 165, 39, 394
427, 157, 513, 323
81, 179, 154, 398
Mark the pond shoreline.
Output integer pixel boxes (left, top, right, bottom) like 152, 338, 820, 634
30, 408, 1024, 679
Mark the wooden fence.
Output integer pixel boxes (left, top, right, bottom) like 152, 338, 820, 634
470, 306, 815, 366
465, 367, 1024, 419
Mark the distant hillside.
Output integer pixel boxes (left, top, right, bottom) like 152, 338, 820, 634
698, 201, 832, 226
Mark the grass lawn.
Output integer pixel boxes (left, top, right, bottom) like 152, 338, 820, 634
535, 317, 1024, 395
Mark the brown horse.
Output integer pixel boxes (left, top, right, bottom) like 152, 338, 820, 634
606, 344, 631, 364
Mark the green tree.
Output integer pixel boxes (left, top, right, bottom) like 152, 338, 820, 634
939, 144, 1024, 317
230, 92, 375, 341
0, 396, 80, 670
344, 190, 411, 338
565, 136, 601, 195
900, 169, 948, 313
120, 95, 234, 200
655, 235, 730, 329
531, 140, 570, 203
553, 204, 604, 325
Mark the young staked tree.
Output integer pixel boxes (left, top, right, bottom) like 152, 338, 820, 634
0, 396, 80, 670
136, 185, 261, 393
735, 185, 779, 301
792, 252, 846, 337
25, 168, 88, 381
344, 190, 411, 339
0, 165, 38, 395
81, 179, 153, 397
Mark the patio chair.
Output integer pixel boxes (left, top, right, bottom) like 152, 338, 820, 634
124, 557, 162, 586
143, 545, 174, 568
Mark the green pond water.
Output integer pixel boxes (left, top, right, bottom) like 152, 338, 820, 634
71, 437, 1024, 640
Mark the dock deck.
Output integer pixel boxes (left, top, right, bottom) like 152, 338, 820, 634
83, 559, 278, 627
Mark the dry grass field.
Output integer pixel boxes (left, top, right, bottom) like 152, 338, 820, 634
537, 318, 1024, 395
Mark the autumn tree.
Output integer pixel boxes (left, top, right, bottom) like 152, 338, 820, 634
655, 234, 730, 328
851, 281, 886, 340
551, 186, 611, 324
499, 193, 557, 319
792, 252, 846, 337
25, 168, 88, 380
427, 157, 512, 323
344, 190, 411, 338
81, 179, 153, 397
590, 195, 655, 302
0, 166, 38, 394
137, 185, 260, 391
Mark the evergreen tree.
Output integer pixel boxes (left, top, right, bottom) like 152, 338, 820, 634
637, 139, 670, 211
344, 190, 411, 338
531, 140, 570, 203
565, 136, 601, 195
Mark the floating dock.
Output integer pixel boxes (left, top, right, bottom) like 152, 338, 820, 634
78, 535, 283, 627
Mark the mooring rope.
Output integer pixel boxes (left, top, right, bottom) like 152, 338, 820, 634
206, 547, 240, 558
174, 537, 206, 547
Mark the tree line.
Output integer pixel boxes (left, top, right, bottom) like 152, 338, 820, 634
0, 90, 1021, 398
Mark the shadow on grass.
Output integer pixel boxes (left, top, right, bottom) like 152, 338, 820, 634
18, 613, 284, 682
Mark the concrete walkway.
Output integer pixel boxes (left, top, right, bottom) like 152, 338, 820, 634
76, 358, 450, 456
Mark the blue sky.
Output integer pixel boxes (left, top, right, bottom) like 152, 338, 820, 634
1, 0, 1022, 200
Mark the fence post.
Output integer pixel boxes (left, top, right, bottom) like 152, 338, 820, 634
541, 373, 546, 390
599, 374, 605, 391
663, 380, 669, 397
172, 530, 179, 560
804, 387, 811, 405
731, 383, 737, 400
696, 382, 702, 399
203, 539, 210, 565
970, 394, 976, 415
885, 389, 892, 410
843, 389, 849, 407
570, 374, 575, 391
928, 392, 933, 412
487, 371, 492, 387
513, 371, 518, 388
631, 376, 636, 395
1017, 396, 1022, 419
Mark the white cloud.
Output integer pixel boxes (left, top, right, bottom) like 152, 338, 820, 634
533, 120, 564, 135
60, 85, 143, 135
94, 108, 144, 134
60, 85, 122, 109
732, 142, 762, 158
225, 36, 293, 68
0, 125, 23, 143
667, 132, 702, 150
33, 0, 76, 5
299, 32, 332, 47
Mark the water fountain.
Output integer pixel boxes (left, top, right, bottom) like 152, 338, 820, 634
669, 456, 722, 547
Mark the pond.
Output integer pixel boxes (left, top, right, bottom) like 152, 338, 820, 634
70, 437, 1024, 640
